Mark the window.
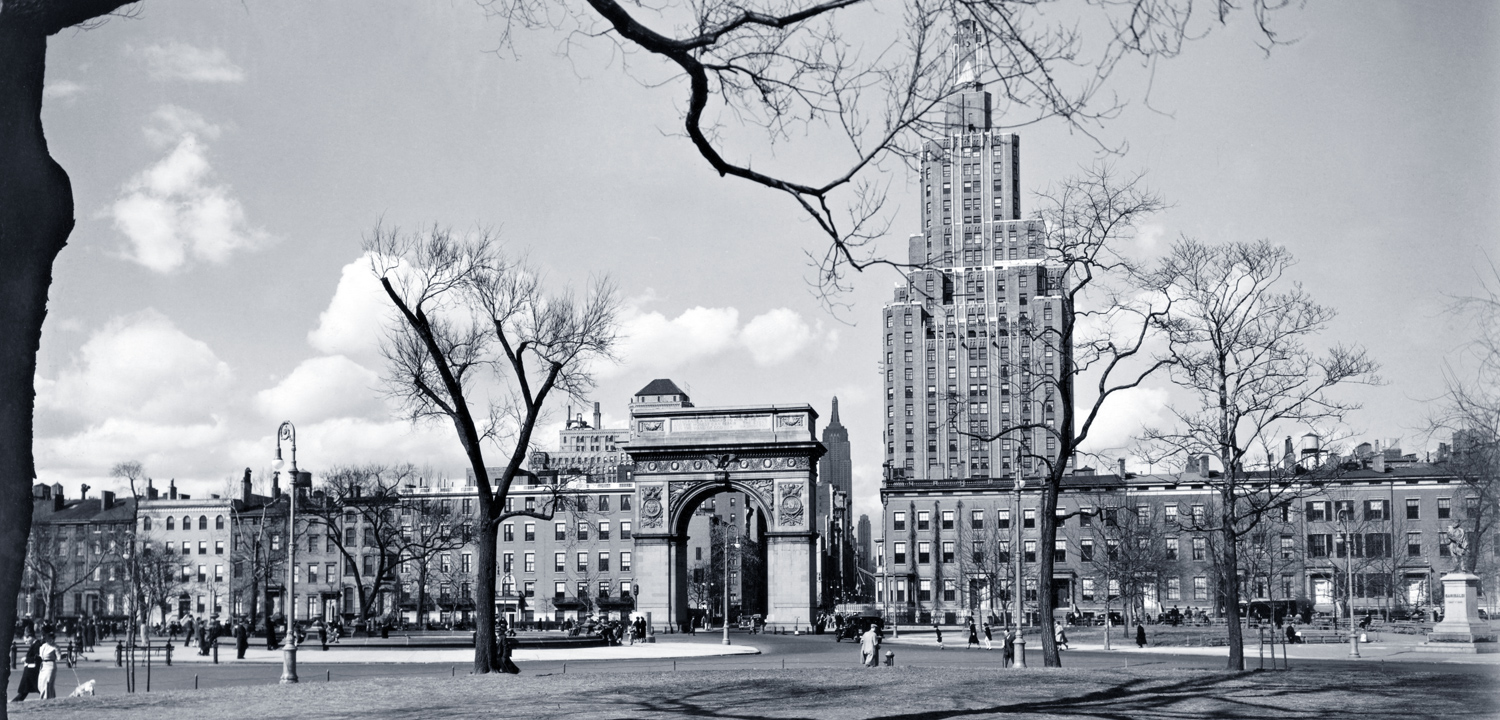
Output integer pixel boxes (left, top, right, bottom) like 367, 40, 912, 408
598, 552, 610, 572
555, 522, 567, 541
503, 524, 514, 542
1306, 501, 1328, 522
971, 510, 984, 529
165, 517, 173, 531
1023, 509, 1035, 529
1279, 535, 1294, 560
524, 552, 535, 573
942, 579, 956, 602
1364, 499, 1388, 522
1164, 505, 1178, 524
576, 552, 589, 572
998, 509, 1010, 529
1407, 532, 1422, 557
598, 521, 611, 540
893, 542, 907, 565
1080, 539, 1094, 562
621, 551, 632, 571
214, 565, 224, 582
181, 541, 190, 555
524, 523, 536, 541
621, 521, 632, 539
215, 540, 224, 555
918, 579, 932, 602
461, 553, 472, 573
1192, 576, 1207, 601
215, 515, 225, 530
197, 565, 207, 582
941, 510, 954, 530
1165, 537, 1179, 561
917, 511, 930, 531
1334, 500, 1355, 521
1191, 537, 1206, 561
503, 552, 514, 573
198, 540, 207, 555
1054, 540, 1067, 563
199, 516, 208, 530
1166, 577, 1181, 601
941, 541, 955, 563
1438, 498, 1451, 519
1307, 534, 1332, 558
1081, 578, 1096, 601
577, 522, 590, 541
307, 563, 318, 584
554, 582, 567, 599
554, 553, 566, 572
917, 542, 931, 564
893, 512, 906, 531
1108, 579, 1121, 601
1023, 540, 1036, 563
1440, 532, 1452, 557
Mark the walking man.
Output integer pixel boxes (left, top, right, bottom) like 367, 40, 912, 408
11, 633, 41, 702
933, 624, 943, 649
982, 623, 993, 651
234, 622, 249, 659
967, 621, 980, 649
860, 625, 880, 667
1136, 624, 1147, 648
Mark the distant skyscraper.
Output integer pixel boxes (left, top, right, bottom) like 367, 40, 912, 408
819, 397, 852, 501
881, 19, 1065, 482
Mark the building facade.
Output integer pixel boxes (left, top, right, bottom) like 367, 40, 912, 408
877, 453, 1499, 626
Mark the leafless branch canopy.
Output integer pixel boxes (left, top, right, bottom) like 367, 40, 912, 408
479, 0, 1292, 300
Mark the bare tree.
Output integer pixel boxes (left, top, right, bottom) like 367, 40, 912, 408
394, 488, 469, 630
1141, 238, 1379, 669
303, 464, 417, 632
940, 165, 1172, 667
367, 225, 619, 673
1077, 497, 1172, 641
230, 490, 285, 637
481, 0, 1290, 300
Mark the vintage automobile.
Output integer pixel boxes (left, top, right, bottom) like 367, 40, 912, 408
831, 605, 885, 642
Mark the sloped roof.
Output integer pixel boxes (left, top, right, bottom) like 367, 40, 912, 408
634, 378, 687, 397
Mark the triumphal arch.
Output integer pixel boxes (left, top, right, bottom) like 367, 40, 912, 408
626, 402, 824, 632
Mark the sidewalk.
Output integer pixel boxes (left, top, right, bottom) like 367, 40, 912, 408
100, 640, 760, 665
885, 634, 1500, 665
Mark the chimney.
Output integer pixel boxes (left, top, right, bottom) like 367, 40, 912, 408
100, 491, 115, 511
32, 484, 49, 500
147, 478, 159, 500
1117, 458, 1126, 479
1198, 456, 1211, 476
168, 479, 178, 500
50, 483, 63, 501
593, 401, 602, 431
241, 468, 253, 503
271, 471, 281, 499
1372, 453, 1386, 473
80, 483, 90, 500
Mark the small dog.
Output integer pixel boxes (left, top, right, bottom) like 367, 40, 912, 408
68, 679, 96, 697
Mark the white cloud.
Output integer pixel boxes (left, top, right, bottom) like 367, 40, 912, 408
308, 253, 393, 362
43, 80, 84, 100
740, 308, 815, 366
34, 417, 232, 482
140, 42, 245, 83
606, 306, 741, 377
229, 418, 467, 476
38, 309, 233, 425
255, 355, 385, 424
109, 107, 268, 273
602, 300, 835, 377
1076, 386, 1171, 458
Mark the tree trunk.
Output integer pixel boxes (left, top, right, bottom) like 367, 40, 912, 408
0, 24, 75, 720
1037, 475, 1061, 666
473, 516, 499, 673
1221, 483, 1245, 670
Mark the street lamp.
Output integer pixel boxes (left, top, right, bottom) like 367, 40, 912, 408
1338, 509, 1360, 658
272, 421, 303, 683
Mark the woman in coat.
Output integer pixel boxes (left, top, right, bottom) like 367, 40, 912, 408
10, 634, 40, 701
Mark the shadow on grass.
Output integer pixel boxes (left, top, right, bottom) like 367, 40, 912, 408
606, 670, 1495, 720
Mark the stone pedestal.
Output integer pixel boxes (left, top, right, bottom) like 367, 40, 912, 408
1425, 572, 1497, 653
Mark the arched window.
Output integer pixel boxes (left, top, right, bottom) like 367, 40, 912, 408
182, 516, 191, 531
166, 517, 175, 530
215, 515, 225, 530
143, 517, 153, 531
199, 515, 208, 530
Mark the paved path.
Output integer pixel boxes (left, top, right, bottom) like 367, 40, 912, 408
883, 633, 1500, 664
131, 639, 759, 665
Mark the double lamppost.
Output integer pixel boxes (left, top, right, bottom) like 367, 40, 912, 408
273, 421, 311, 684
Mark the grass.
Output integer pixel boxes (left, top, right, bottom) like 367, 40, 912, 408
8, 664, 1498, 720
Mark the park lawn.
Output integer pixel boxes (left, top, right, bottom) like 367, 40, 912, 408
8, 665, 1497, 720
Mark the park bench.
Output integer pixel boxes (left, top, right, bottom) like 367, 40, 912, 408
1297, 630, 1346, 644
11, 639, 82, 669
114, 643, 173, 667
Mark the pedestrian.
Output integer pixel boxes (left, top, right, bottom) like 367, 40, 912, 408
36, 632, 59, 700
1054, 621, 1069, 650
234, 622, 249, 659
11, 633, 41, 702
1002, 629, 1015, 667
1136, 624, 1147, 648
860, 625, 880, 667
183, 617, 195, 648
982, 623, 993, 650
967, 622, 980, 649
319, 621, 328, 651
933, 624, 943, 649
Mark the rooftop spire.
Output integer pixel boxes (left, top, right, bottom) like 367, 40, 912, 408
829, 396, 842, 426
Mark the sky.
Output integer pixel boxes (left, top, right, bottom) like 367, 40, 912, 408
31, 1, 1498, 522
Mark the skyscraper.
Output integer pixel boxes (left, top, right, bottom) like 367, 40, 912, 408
881, 20, 1066, 482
